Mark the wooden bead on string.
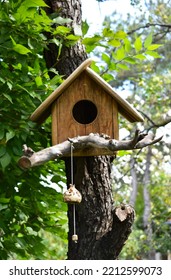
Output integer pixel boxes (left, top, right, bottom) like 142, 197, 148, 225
72, 234, 78, 242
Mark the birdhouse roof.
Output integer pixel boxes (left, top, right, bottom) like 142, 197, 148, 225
30, 58, 144, 123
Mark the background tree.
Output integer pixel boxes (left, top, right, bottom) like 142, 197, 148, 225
93, 0, 171, 259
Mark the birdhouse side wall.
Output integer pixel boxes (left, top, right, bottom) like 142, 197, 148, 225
51, 71, 119, 147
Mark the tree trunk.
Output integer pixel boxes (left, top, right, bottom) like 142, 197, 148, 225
44, 0, 135, 259
143, 146, 155, 259
129, 157, 138, 207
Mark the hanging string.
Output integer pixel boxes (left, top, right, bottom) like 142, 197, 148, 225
70, 142, 74, 185
70, 142, 78, 243
73, 204, 76, 235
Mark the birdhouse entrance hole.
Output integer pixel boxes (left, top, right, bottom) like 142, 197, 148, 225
72, 100, 98, 125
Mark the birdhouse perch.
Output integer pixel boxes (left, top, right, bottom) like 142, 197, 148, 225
30, 59, 144, 156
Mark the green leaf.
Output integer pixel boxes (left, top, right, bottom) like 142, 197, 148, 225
7, 81, 13, 90
102, 27, 114, 37
144, 33, 153, 49
115, 46, 125, 60
13, 44, 31, 55
10, 36, 16, 46
82, 20, 89, 36
82, 36, 101, 46
6, 130, 15, 142
134, 54, 147, 60
54, 26, 71, 35
115, 30, 127, 39
0, 146, 6, 157
50, 75, 62, 86
82, 36, 102, 52
0, 77, 5, 83
124, 38, 131, 53
123, 57, 136, 64
0, 204, 8, 211
117, 150, 132, 157
90, 61, 100, 73
66, 34, 80, 41
23, 0, 49, 8
51, 38, 60, 46
117, 63, 130, 70
145, 51, 162, 58
102, 53, 110, 64
0, 197, 10, 203
102, 73, 114, 82
108, 39, 121, 47
51, 175, 61, 184
147, 44, 162, 50
3, 93, 13, 103
35, 76, 43, 87
0, 152, 11, 169
14, 196, 22, 203
134, 36, 142, 52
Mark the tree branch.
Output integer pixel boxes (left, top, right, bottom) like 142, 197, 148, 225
18, 130, 163, 170
128, 22, 171, 35
138, 110, 171, 129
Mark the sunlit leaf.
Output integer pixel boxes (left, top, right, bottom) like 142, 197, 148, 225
13, 44, 31, 55
66, 34, 80, 41
117, 63, 130, 70
147, 44, 162, 50
23, 0, 49, 8
135, 54, 147, 60
115, 30, 127, 39
124, 38, 131, 53
102, 27, 114, 37
145, 50, 162, 58
144, 33, 153, 49
123, 57, 136, 64
102, 53, 110, 64
53, 26, 71, 35
35, 76, 43, 87
102, 73, 114, 82
134, 36, 142, 51
108, 39, 121, 47
115, 46, 125, 60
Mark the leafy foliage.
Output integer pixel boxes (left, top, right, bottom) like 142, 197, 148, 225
82, 26, 162, 82
81, 0, 171, 259
0, 0, 69, 259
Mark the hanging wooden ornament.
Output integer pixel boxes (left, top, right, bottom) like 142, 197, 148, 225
63, 142, 82, 243
63, 184, 82, 204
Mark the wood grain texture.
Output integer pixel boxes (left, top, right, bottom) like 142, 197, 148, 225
52, 71, 119, 146
30, 59, 92, 122
30, 59, 144, 125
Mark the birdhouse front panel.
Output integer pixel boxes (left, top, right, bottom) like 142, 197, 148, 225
51, 71, 119, 148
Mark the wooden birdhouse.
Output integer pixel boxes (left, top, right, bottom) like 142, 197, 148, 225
30, 59, 144, 156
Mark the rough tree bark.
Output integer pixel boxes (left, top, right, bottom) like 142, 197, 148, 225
129, 157, 138, 207
143, 146, 155, 259
41, 0, 142, 259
